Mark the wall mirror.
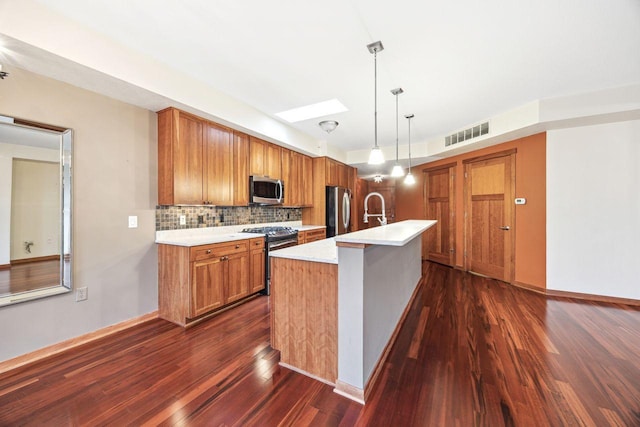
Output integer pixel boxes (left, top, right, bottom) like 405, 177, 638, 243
0, 116, 72, 307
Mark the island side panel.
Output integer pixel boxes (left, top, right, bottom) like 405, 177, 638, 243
271, 257, 338, 383
362, 236, 422, 383
158, 244, 191, 327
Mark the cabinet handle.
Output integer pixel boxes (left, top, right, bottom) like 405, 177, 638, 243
206, 250, 212, 254
235, 244, 240, 249
220, 256, 228, 261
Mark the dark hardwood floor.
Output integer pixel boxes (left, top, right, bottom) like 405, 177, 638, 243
1, 262, 639, 426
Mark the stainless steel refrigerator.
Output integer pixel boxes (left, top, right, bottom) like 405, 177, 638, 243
326, 186, 351, 237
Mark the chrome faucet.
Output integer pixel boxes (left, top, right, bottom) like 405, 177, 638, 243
363, 192, 387, 225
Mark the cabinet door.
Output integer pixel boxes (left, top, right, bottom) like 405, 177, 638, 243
250, 247, 266, 293
326, 158, 338, 186
191, 258, 225, 317
204, 122, 233, 205
302, 154, 314, 206
338, 164, 349, 189
249, 137, 267, 177
233, 131, 249, 205
281, 149, 294, 207
225, 251, 250, 303
266, 143, 282, 180
174, 113, 204, 204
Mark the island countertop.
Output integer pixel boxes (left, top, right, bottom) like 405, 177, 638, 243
334, 220, 437, 246
269, 237, 337, 264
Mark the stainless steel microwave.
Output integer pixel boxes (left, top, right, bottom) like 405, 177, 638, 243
249, 176, 284, 205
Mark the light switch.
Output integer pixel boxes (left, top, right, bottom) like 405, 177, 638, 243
128, 215, 138, 228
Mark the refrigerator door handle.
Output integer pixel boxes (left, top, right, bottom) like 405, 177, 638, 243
342, 191, 350, 231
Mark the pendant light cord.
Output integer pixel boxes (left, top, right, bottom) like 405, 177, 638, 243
374, 49, 378, 149
407, 115, 412, 172
395, 92, 399, 161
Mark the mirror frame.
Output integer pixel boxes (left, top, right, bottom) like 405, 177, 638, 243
0, 117, 72, 307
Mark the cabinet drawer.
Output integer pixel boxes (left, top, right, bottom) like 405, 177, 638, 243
191, 240, 249, 261
305, 229, 326, 242
249, 237, 265, 249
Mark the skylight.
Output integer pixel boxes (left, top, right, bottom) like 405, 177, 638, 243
275, 99, 348, 123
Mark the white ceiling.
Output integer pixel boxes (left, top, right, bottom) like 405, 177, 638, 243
2, 0, 640, 177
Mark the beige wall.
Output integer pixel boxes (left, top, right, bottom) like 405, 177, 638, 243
0, 66, 158, 362
11, 159, 60, 260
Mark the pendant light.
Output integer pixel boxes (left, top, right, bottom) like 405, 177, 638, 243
367, 41, 385, 165
390, 87, 405, 177
404, 114, 416, 185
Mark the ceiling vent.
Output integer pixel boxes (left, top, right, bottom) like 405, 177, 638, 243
445, 122, 489, 147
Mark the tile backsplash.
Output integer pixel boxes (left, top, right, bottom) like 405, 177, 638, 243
156, 205, 302, 231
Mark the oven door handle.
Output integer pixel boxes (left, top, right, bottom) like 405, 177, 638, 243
269, 239, 298, 250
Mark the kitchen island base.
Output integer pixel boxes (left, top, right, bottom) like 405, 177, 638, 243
270, 220, 436, 404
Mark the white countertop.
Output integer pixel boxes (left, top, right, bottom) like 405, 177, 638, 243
334, 220, 437, 247
268, 220, 436, 264
155, 221, 324, 247
269, 237, 338, 264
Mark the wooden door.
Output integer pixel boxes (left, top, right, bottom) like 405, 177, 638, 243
225, 251, 250, 303
174, 113, 204, 204
204, 122, 233, 205
190, 258, 224, 317
464, 152, 515, 282
423, 164, 455, 265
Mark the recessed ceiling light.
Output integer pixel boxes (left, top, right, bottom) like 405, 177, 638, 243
276, 99, 348, 123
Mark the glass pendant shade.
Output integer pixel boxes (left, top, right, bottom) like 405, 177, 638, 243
391, 163, 405, 177
368, 146, 385, 165
404, 171, 416, 185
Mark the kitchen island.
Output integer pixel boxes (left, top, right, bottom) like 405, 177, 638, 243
270, 219, 436, 404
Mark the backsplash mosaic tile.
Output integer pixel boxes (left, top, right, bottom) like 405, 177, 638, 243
156, 205, 302, 231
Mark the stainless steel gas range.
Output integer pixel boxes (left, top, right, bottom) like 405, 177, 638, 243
241, 226, 298, 295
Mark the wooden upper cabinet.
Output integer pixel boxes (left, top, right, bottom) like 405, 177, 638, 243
204, 122, 233, 206
266, 143, 282, 180
249, 136, 267, 177
281, 148, 295, 206
249, 136, 281, 180
158, 108, 205, 205
158, 107, 249, 206
325, 158, 351, 189
302, 154, 314, 206
282, 149, 314, 207
233, 131, 249, 205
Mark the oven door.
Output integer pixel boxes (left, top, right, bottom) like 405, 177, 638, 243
268, 239, 298, 251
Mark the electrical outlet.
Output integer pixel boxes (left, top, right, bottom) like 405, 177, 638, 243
179, 215, 186, 225
76, 287, 88, 302
128, 215, 138, 228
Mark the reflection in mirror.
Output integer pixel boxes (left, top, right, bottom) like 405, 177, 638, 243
0, 117, 72, 306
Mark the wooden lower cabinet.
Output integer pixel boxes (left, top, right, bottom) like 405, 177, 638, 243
298, 228, 326, 245
159, 239, 258, 327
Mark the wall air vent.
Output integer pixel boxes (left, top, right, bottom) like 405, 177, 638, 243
445, 122, 489, 147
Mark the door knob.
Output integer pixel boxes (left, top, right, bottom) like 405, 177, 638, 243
499, 226, 510, 230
